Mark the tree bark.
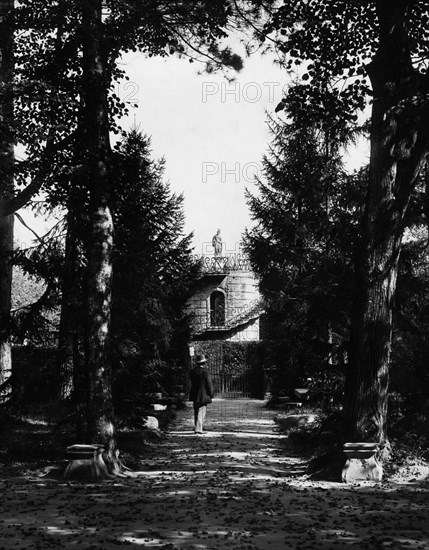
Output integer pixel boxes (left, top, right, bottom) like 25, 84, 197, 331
344, 1, 429, 450
80, 0, 117, 469
0, 215, 13, 391
58, 206, 79, 401
0, 0, 14, 391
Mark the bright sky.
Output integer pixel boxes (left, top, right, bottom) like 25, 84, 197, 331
117, 50, 288, 255
118, 51, 368, 255
15, 45, 369, 254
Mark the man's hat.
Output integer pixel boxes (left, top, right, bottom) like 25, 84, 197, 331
195, 354, 207, 364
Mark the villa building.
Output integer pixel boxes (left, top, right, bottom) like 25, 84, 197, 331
186, 237, 264, 397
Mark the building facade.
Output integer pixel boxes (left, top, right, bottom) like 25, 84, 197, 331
186, 243, 264, 398
187, 255, 262, 342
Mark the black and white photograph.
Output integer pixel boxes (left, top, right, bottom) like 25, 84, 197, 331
0, 1, 428, 549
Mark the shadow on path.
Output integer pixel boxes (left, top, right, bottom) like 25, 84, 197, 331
147, 399, 307, 479
0, 399, 428, 549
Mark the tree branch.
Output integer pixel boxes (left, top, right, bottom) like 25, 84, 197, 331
0, 131, 76, 218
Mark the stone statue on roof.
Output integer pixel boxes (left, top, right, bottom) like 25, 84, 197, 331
212, 229, 222, 257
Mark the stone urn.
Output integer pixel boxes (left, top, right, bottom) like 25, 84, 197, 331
342, 442, 383, 483
64, 444, 108, 480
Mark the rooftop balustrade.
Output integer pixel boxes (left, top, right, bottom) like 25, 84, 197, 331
193, 254, 253, 274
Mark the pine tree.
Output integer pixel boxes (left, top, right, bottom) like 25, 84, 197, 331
244, 116, 361, 398
111, 131, 198, 405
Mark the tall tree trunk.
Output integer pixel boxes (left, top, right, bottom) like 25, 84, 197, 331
0, 0, 14, 392
80, 0, 117, 468
0, 218, 13, 390
58, 206, 79, 400
344, 1, 429, 450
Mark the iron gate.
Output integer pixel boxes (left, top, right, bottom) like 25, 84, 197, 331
206, 342, 251, 398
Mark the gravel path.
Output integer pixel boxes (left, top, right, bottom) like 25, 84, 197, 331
0, 399, 428, 549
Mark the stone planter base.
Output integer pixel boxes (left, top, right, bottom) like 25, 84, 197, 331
64, 444, 108, 480
342, 442, 383, 483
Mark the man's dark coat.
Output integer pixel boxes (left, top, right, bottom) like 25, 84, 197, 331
189, 366, 214, 405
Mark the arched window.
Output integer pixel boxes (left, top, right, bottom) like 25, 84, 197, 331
210, 290, 225, 326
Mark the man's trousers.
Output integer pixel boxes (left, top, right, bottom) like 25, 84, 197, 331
193, 403, 207, 433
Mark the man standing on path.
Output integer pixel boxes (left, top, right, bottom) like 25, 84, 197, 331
189, 354, 214, 434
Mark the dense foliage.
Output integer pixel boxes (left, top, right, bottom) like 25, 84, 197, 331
390, 232, 429, 449
254, 0, 429, 446
0, 0, 276, 451
110, 131, 199, 403
244, 116, 363, 399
